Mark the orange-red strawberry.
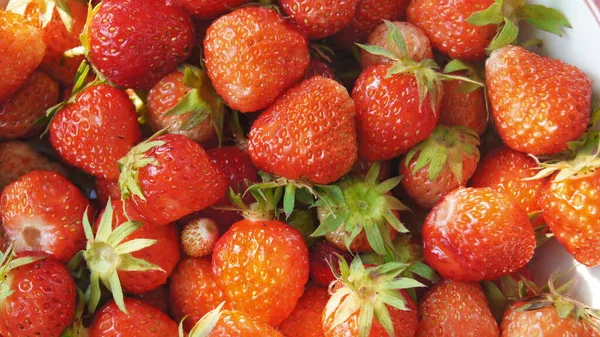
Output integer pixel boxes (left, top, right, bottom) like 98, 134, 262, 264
279, 282, 330, 337
187, 305, 285, 337
50, 84, 141, 180
174, 0, 250, 19
486, 45, 591, 155
309, 241, 353, 288
204, 6, 310, 112
0, 141, 65, 191
248, 76, 357, 185
89, 298, 179, 337
418, 279, 499, 337
86, 0, 194, 89
0, 10, 46, 103
0, 72, 59, 140
280, 0, 359, 39
400, 126, 481, 209
1, 170, 89, 262
422, 187, 536, 281
170, 257, 227, 331
118, 134, 228, 226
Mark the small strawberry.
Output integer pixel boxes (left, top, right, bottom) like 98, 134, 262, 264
0, 141, 65, 191
305, 58, 336, 80
400, 126, 481, 209
173, 0, 250, 19
89, 298, 179, 337
279, 282, 330, 337
0, 10, 46, 103
1, 170, 89, 262
181, 218, 219, 258
50, 84, 142, 180
204, 6, 310, 112
94, 177, 121, 206
0, 249, 77, 337
0, 71, 59, 140
169, 257, 227, 331
85, 0, 195, 89
418, 279, 499, 337
137, 285, 170, 314
422, 187, 536, 281
280, 0, 359, 39
486, 45, 591, 155
309, 241, 353, 288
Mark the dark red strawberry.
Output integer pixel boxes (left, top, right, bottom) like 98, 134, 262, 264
174, 0, 250, 19
94, 177, 121, 206
309, 241, 352, 288
0, 141, 65, 191
137, 285, 170, 314
280, 0, 360, 39
305, 58, 336, 80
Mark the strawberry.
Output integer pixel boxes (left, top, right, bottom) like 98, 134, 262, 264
50, 84, 142, 180
204, 6, 310, 112
305, 58, 336, 80
137, 285, 170, 314
418, 279, 499, 337
248, 76, 357, 185
118, 133, 228, 226
360, 21, 433, 69
0, 250, 77, 337
279, 282, 330, 337
89, 298, 179, 337
169, 257, 227, 331
470, 146, 549, 214
400, 126, 481, 209
1, 170, 89, 262
0, 141, 65, 191
0, 71, 59, 140
280, 0, 359, 39
0, 10, 46, 103
181, 217, 219, 258
309, 241, 353, 288
486, 45, 591, 155
85, 0, 194, 89
186, 304, 285, 337
173, 0, 250, 19
422, 187, 536, 281
94, 177, 121, 206
351, 158, 391, 181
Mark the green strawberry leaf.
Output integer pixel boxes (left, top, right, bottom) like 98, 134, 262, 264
467, 2, 504, 26
443, 59, 471, 74
283, 184, 296, 218
355, 43, 400, 62
384, 20, 408, 58
488, 18, 520, 51
72, 60, 91, 96
519, 4, 571, 37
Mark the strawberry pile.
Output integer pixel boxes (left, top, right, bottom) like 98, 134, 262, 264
1, 0, 599, 336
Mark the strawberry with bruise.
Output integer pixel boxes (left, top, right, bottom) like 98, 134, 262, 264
280, 0, 360, 39
0, 141, 65, 191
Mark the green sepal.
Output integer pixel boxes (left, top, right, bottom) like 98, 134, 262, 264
72, 60, 92, 96
481, 281, 510, 322
283, 184, 296, 218
355, 44, 399, 62
117, 134, 166, 201
443, 59, 471, 74
286, 210, 318, 247
489, 18, 520, 51
518, 4, 571, 36
185, 302, 225, 337
467, 2, 504, 26
0, 244, 45, 302
384, 20, 408, 58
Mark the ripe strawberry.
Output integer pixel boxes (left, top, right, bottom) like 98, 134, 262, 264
351, 158, 391, 181
309, 241, 352, 288
422, 187, 536, 281
181, 218, 219, 258
86, 0, 194, 89
170, 257, 227, 331
204, 6, 310, 112
1, 170, 89, 262
137, 285, 170, 314
94, 177, 121, 206
173, 0, 250, 19
418, 279, 499, 337
280, 0, 359, 39
89, 298, 179, 337
0, 141, 65, 191
486, 45, 591, 155
279, 282, 330, 337
0, 71, 59, 140
400, 126, 481, 209
118, 133, 228, 226
0, 250, 77, 337
360, 21, 433, 69
187, 304, 285, 337
470, 146, 549, 214
305, 58, 336, 80
0, 10, 46, 103
50, 84, 141, 180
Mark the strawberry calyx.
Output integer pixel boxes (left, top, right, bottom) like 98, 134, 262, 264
324, 255, 425, 337
181, 302, 226, 337
467, 0, 571, 52
0, 244, 45, 301
7, 0, 74, 32
404, 125, 480, 182
312, 162, 410, 255
81, 200, 163, 314
227, 184, 280, 222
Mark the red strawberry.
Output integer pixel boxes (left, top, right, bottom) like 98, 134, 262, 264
94, 177, 121, 206
248, 76, 357, 184
169, 257, 228, 331
188, 305, 285, 337
1, 170, 89, 262
418, 279, 499, 337
181, 217, 219, 258
279, 282, 330, 337
0, 250, 77, 337
400, 126, 481, 209
0, 10, 46, 103
309, 241, 353, 288
89, 298, 179, 337
0, 71, 59, 140
50, 84, 141, 180
305, 58, 336, 80
0, 141, 65, 191
280, 0, 359, 39
486, 45, 591, 155
118, 134, 228, 226
204, 6, 310, 112
137, 285, 170, 314
174, 0, 250, 19
422, 187, 536, 281
86, 0, 194, 89
351, 158, 391, 181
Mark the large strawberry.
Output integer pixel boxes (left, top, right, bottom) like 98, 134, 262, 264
279, 282, 330, 337
173, 0, 250, 19
1, 170, 89, 262
0, 141, 65, 191
118, 133, 228, 226
185, 304, 285, 337
50, 84, 141, 180
0, 10, 46, 103
486, 45, 591, 155
204, 6, 310, 112
422, 187, 536, 281
85, 0, 194, 89
248, 76, 357, 185
280, 0, 359, 39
